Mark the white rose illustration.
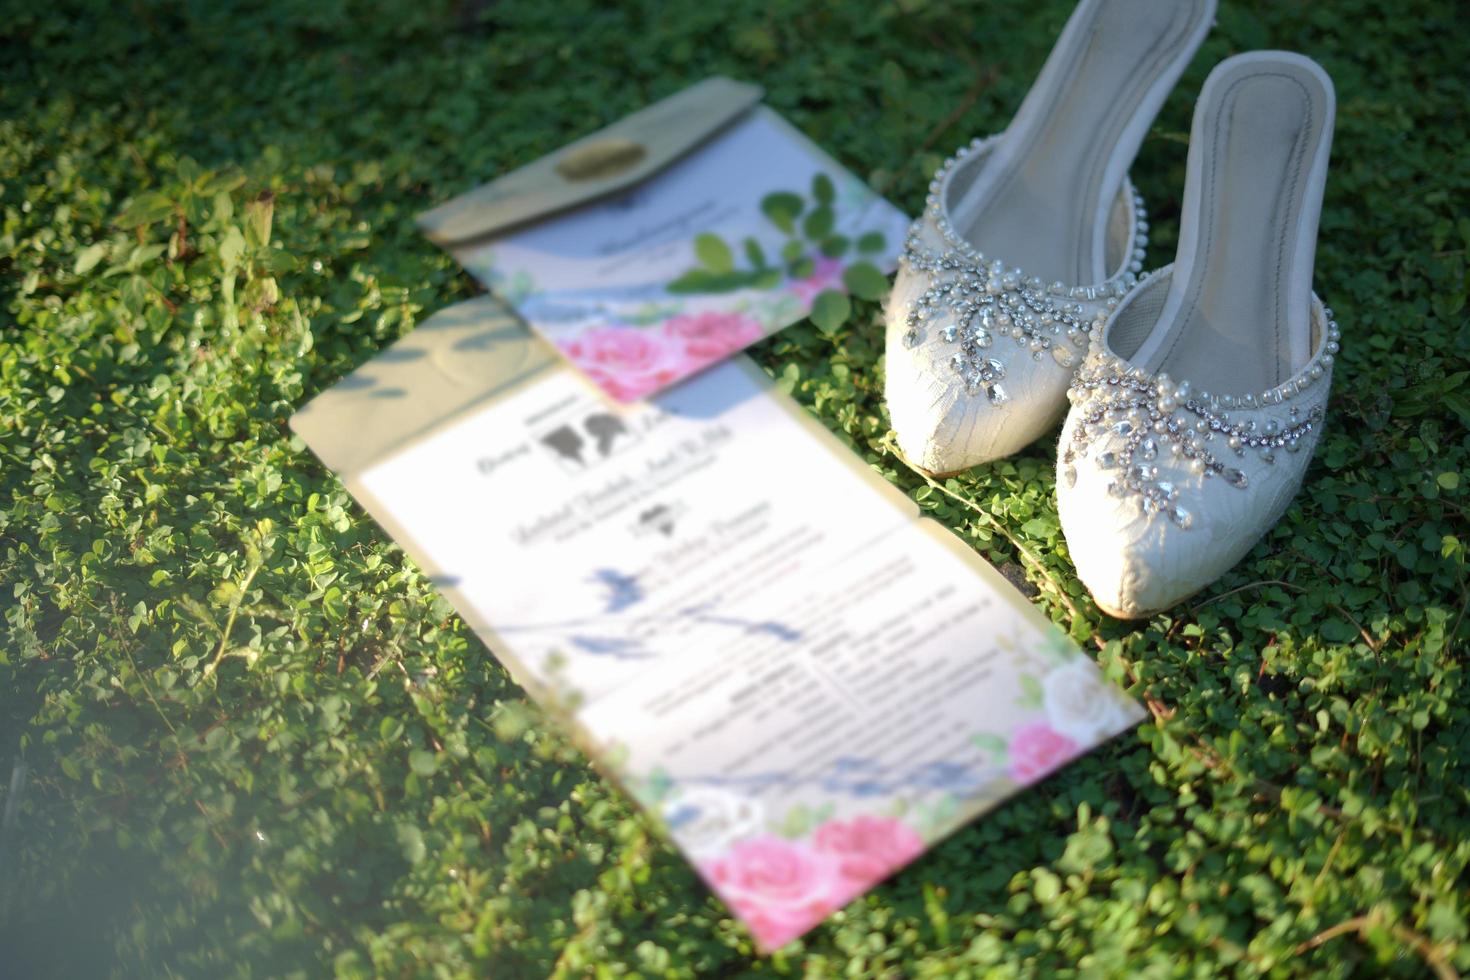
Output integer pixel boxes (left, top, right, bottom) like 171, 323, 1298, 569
1042, 659, 1137, 743
660, 787, 764, 859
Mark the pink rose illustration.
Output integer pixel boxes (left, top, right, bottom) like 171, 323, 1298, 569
560, 327, 693, 402
662, 310, 766, 359
790, 255, 845, 304
701, 835, 843, 951
812, 815, 925, 885
1007, 721, 1081, 784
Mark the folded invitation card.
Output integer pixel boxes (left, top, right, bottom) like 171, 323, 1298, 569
292, 298, 1145, 952
418, 79, 910, 402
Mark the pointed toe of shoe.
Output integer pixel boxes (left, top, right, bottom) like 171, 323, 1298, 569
1059, 456, 1312, 618
1056, 445, 1182, 618
1055, 357, 1328, 618
885, 265, 1084, 475
1057, 400, 1251, 618
1060, 515, 1181, 620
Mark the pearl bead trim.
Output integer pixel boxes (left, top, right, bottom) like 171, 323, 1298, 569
1061, 291, 1341, 529
923, 134, 1149, 299
897, 135, 1149, 406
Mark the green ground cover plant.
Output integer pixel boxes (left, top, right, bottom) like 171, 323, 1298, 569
2, 0, 1467, 975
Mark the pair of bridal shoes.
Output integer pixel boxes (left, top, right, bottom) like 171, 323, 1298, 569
885, 0, 1337, 617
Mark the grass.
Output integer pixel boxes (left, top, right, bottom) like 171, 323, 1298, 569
2, 0, 1468, 976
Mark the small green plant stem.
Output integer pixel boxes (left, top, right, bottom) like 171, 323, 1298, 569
203, 558, 262, 681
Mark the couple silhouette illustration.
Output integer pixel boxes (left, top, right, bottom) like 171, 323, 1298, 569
540, 412, 630, 468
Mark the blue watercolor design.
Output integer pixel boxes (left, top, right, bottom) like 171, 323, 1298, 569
566, 635, 654, 659
679, 600, 803, 642
592, 568, 645, 613
500, 570, 800, 660
662, 802, 701, 831
518, 284, 677, 322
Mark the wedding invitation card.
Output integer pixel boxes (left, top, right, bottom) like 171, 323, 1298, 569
419, 84, 910, 403
299, 299, 1145, 951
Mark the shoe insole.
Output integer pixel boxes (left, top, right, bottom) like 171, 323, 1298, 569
1135, 57, 1333, 392
946, 0, 1213, 285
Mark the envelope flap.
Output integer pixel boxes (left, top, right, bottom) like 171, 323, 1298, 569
416, 77, 764, 245
290, 296, 557, 475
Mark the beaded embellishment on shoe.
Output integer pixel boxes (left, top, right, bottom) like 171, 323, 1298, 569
1060, 306, 1341, 529
897, 136, 1149, 405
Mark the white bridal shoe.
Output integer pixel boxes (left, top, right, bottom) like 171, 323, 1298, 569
886, 0, 1216, 475
1057, 52, 1337, 618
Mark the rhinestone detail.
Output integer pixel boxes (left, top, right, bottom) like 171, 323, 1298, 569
1061, 267, 1342, 529
898, 135, 1148, 403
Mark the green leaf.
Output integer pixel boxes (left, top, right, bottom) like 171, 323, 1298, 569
1058, 828, 1114, 874
120, 275, 149, 312
857, 230, 887, 253
219, 226, 246, 272
752, 268, 782, 290
212, 190, 235, 224
127, 601, 148, 633
395, 822, 427, 865
633, 767, 669, 804
809, 289, 851, 334
666, 268, 759, 294
778, 804, 814, 838
819, 234, 849, 258
177, 156, 201, 187
776, 361, 801, 394
117, 190, 176, 228
255, 247, 297, 276
409, 749, 438, 777
1437, 471, 1459, 490
118, 243, 166, 273
802, 205, 834, 240
841, 261, 889, 300
812, 173, 835, 204
693, 232, 734, 273
1021, 517, 1051, 538
74, 243, 107, 275
742, 237, 767, 269
244, 194, 274, 249
760, 191, 804, 233
970, 733, 1008, 759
